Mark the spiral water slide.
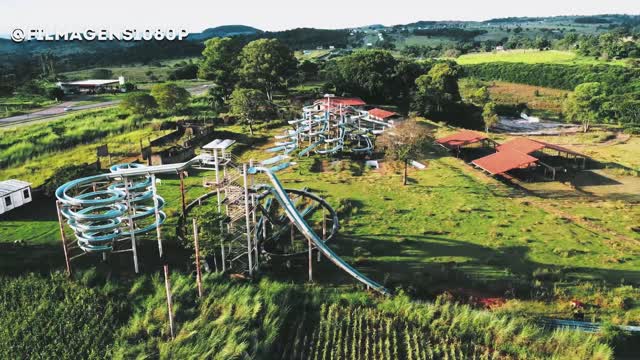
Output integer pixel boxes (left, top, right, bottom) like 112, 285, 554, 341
248, 165, 389, 295
55, 157, 206, 252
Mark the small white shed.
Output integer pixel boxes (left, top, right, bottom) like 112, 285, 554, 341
0, 180, 32, 215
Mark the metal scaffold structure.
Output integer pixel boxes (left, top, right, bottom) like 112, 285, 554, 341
265, 94, 392, 161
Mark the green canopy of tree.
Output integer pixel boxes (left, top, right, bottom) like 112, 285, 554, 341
184, 205, 227, 264
120, 92, 158, 116
198, 37, 242, 97
168, 64, 198, 80
150, 83, 191, 113
238, 39, 298, 101
563, 82, 606, 132
229, 88, 270, 135
482, 102, 499, 133
411, 62, 461, 117
324, 50, 429, 105
377, 119, 432, 185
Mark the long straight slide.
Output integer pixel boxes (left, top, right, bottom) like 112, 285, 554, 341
249, 166, 389, 295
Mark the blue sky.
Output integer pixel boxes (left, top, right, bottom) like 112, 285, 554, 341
1, 0, 638, 36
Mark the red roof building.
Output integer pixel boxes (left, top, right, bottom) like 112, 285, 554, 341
435, 130, 488, 149
316, 97, 366, 107
472, 150, 538, 175
368, 108, 399, 120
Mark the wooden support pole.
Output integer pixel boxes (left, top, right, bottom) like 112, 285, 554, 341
151, 174, 163, 258
55, 200, 72, 276
242, 164, 254, 276
192, 218, 203, 298
179, 171, 186, 214
122, 177, 139, 273
163, 265, 175, 339
308, 237, 313, 282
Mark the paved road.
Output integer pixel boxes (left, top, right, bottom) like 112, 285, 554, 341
0, 83, 213, 128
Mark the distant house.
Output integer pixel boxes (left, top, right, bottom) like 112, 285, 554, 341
495, 46, 505, 51
0, 180, 32, 215
329, 45, 335, 50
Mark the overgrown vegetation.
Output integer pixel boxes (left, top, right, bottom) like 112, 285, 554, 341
0, 272, 616, 359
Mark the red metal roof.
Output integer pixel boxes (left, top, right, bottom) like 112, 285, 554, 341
368, 108, 398, 119
497, 138, 545, 154
472, 150, 538, 175
436, 130, 487, 149
497, 137, 584, 157
317, 97, 366, 107
534, 140, 585, 157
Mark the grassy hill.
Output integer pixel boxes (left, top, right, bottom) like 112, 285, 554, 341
456, 50, 627, 66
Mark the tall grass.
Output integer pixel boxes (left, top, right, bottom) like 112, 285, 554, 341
0, 108, 146, 168
0, 272, 615, 359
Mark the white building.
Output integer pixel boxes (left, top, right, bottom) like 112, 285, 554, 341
0, 180, 32, 215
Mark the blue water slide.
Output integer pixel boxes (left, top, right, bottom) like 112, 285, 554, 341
247, 165, 389, 295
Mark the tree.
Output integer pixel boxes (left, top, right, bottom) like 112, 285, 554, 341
229, 88, 270, 135
120, 93, 157, 116
168, 64, 198, 80
411, 62, 461, 116
377, 119, 431, 185
324, 49, 400, 103
46, 87, 65, 101
482, 102, 499, 133
206, 85, 226, 114
461, 79, 490, 106
90, 68, 113, 79
238, 39, 298, 101
563, 82, 606, 132
198, 37, 242, 97
185, 206, 227, 265
150, 83, 190, 113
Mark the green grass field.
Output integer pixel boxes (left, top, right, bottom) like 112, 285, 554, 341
61, 57, 199, 83
456, 49, 627, 66
3, 116, 638, 324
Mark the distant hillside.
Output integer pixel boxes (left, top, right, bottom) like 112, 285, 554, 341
188, 25, 261, 41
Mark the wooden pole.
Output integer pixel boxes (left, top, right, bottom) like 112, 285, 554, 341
163, 265, 175, 339
308, 237, 313, 282
122, 177, 139, 273
242, 164, 254, 276
179, 171, 186, 214
151, 174, 163, 258
55, 200, 72, 276
192, 218, 203, 298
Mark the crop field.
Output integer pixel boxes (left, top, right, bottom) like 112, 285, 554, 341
456, 50, 627, 66
489, 81, 569, 118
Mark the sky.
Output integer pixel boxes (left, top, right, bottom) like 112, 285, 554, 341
1, 0, 638, 35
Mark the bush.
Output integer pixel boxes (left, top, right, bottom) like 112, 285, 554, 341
46, 87, 65, 100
